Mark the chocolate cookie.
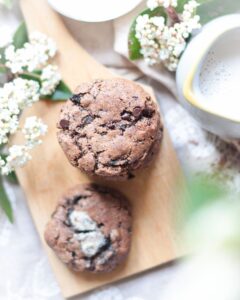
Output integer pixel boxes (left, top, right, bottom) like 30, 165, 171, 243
57, 78, 163, 180
44, 183, 132, 273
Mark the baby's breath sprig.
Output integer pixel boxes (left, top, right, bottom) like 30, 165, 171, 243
128, 0, 201, 71
0, 22, 71, 222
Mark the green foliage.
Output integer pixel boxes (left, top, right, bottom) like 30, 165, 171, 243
0, 178, 13, 223
0, 47, 6, 64
13, 22, 29, 50
19, 73, 42, 85
128, 7, 166, 60
19, 68, 71, 101
6, 171, 18, 184
128, 0, 240, 62
46, 80, 72, 101
183, 176, 225, 220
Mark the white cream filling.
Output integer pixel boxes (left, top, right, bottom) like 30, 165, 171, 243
69, 210, 107, 257
69, 211, 97, 231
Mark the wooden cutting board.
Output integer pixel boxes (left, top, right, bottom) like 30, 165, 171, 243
15, 0, 184, 298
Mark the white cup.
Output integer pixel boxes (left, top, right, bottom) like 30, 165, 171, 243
176, 14, 240, 139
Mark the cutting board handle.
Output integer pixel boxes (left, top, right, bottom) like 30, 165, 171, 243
20, 0, 112, 86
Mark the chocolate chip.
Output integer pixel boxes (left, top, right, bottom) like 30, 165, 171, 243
128, 173, 135, 179
121, 111, 132, 121
59, 119, 69, 129
82, 115, 94, 126
66, 208, 74, 223
133, 106, 142, 118
132, 95, 138, 100
73, 195, 83, 205
70, 94, 80, 104
107, 123, 116, 130
70, 92, 86, 104
143, 108, 154, 118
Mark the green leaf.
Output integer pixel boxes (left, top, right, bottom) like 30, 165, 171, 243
6, 171, 18, 184
19, 73, 41, 85
0, 47, 6, 64
128, 7, 167, 61
13, 22, 29, 50
44, 80, 72, 101
175, 0, 189, 12
0, 178, 13, 223
32, 69, 42, 75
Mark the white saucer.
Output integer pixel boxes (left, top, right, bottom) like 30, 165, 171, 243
48, 0, 143, 22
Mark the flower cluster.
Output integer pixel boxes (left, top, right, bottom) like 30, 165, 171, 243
147, 0, 177, 9
40, 64, 61, 95
23, 116, 48, 148
5, 32, 57, 73
0, 76, 47, 175
135, 0, 201, 71
4, 31, 61, 95
0, 116, 47, 175
0, 78, 40, 145
0, 26, 70, 220
0, 30, 67, 175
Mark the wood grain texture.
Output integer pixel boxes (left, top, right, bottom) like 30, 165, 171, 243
15, 0, 184, 298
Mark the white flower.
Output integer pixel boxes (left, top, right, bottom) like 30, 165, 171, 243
0, 78, 40, 144
5, 31, 57, 73
0, 30, 53, 176
147, 0, 177, 10
40, 65, 61, 95
0, 114, 47, 175
29, 32, 57, 58
0, 158, 5, 167
135, 0, 201, 71
9, 78, 40, 109
22, 116, 48, 148
136, 14, 150, 32
1, 145, 31, 175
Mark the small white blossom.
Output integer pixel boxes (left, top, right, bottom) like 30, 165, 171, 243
5, 31, 57, 73
22, 116, 48, 148
40, 65, 61, 95
0, 30, 58, 176
29, 32, 57, 58
135, 0, 201, 71
0, 78, 40, 144
1, 145, 31, 175
0, 158, 5, 167
147, 0, 177, 10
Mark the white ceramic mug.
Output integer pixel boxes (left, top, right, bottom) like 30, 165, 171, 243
176, 14, 240, 139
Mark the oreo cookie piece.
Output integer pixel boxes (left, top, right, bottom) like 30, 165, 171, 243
44, 183, 132, 273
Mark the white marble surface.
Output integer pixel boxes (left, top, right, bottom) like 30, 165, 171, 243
1, 2, 240, 300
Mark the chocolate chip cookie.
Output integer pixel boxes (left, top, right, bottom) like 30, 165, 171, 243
57, 78, 163, 180
44, 183, 132, 273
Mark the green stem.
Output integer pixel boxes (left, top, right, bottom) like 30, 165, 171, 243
0, 63, 41, 80
20, 70, 41, 79
0, 176, 13, 223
